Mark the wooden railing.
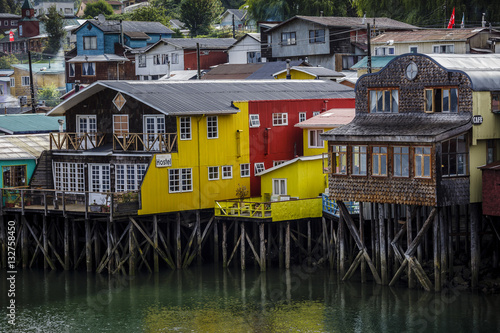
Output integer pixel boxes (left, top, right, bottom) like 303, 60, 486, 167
113, 133, 177, 152
215, 199, 271, 219
50, 132, 106, 150
322, 194, 359, 217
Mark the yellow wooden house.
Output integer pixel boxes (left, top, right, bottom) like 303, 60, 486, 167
11, 62, 65, 103
273, 66, 345, 81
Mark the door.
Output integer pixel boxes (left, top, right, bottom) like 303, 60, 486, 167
88, 164, 110, 207
143, 115, 165, 151
76, 115, 97, 149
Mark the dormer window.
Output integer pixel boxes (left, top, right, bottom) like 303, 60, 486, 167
424, 88, 458, 113
369, 88, 399, 113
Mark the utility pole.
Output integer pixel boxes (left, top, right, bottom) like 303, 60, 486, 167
196, 43, 201, 80
367, 23, 372, 74
28, 50, 36, 113
232, 14, 235, 39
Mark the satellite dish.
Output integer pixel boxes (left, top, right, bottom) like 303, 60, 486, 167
97, 14, 105, 24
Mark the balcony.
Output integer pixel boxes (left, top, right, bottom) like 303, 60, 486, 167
49, 132, 178, 153
322, 194, 359, 217
1, 188, 140, 216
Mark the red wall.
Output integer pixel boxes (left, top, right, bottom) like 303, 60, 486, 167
482, 169, 500, 216
248, 98, 355, 196
183, 49, 228, 70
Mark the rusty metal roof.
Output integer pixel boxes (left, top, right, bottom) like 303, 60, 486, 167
371, 28, 497, 44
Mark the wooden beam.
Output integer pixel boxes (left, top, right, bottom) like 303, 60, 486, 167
153, 215, 159, 273
259, 223, 266, 271
25, 219, 56, 270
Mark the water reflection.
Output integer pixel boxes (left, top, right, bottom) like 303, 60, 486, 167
1, 266, 499, 332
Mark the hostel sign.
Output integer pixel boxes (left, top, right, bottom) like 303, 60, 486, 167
156, 154, 172, 168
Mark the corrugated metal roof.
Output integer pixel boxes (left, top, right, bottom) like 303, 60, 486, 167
163, 38, 236, 50
371, 28, 496, 44
67, 54, 129, 63
247, 61, 305, 79
295, 108, 355, 128
321, 113, 471, 143
12, 62, 65, 74
48, 80, 354, 116
74, 20, 174, 34
351, 56, 396, 69
257, 154, 324, 176
0, 134, 50, 160
273, 66, 345, 78
0, 114, 65, 134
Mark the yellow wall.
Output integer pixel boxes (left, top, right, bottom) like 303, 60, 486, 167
11, 67, 65, 98
139, 101, 251, 214
275, 70, 316, 80
271, 198, 323, 222
302, 128, 333, 156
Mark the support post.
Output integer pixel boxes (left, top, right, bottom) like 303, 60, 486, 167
85, 219, 92, 272
379, 203, 387, 285
21, 215, 28, 268
64, 217, 69, 270
259, 223, 266, 271
407, 205, 415, 288
285, 222, 290, 269
359, 202, 366, 283
214, 219, 219, 266
129, 221, 136, 275
471, 203, 481, 289
240, 222, 245, 270
440, 207, 448, 285
434, 208, 441, 292
176, 213, 181, 270
339, 213, 345, 277
222, 221, 227, 268
196, 210, 202, 265
153, 215, 159, 273
43, 215, 48, 270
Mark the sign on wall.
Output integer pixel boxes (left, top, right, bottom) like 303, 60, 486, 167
472, 115, 483, 125
156, 154, 172, 168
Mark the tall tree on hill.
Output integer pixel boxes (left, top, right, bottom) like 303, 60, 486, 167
129, 4, 170, 26
84, 0, 114, 19
43, 5, 66, 54
180, 0, 224, 36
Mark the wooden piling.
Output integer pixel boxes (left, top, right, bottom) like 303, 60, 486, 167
64, 217, 69, 270
279, 223, 284, 268
434, 208, 441, 292
222, 221, 227, 268
379, 203, 387, 285
213, 218, 219, 266
240, 222, 246, 270
21, 215, 28, 269
176, 213, 181, 269
359, 202, 366, 283
196, 210, 201, 265
339, 213, 345, 277
440, 207, 448, 285
43, 215, 48, 270
471, 203, 481, 289
72, 219, 78, 270
129, 221, 136, 275
307, 220, 312, 260
85, 219, 92, 272
94, 222, 100, 271
406, 206, 415, 289
153, 215, 159, 272
259, 223, 266, 271
285, 222, 290, 269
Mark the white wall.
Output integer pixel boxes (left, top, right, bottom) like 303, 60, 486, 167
135, 43, 184, 78
228, 36, 261, 64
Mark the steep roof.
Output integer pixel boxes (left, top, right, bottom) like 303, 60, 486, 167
0, 114, 65, 134
222, 9, 247, 21
227, 33, 261, 50
0, 134, 50, 160
371, 28, 499, 44
48, 80, 354, 116
74, 19, 174, 35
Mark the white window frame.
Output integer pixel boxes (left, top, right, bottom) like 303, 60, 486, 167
222, 165, 232, 179
375, 46, 395, 55
409, 45, 418, 53
240, 163, 250, 177
82, 62, 96, 76
432, 44, 454, 54
53, 162, 85, 192
273, 160, 286, 166
207, 116, 218, 139
115, 164, 147, 192
272, 113, 288, 126
313, 111, 320, 116
299, 112, 306, 122
21, 76, 30, 86
162, 54, 169, 64
10, 77, 14, 87
249, 114, 260, 127
89, 164, 110, 193
169, 168, 193, 193
69, 63, 75, 77
180, 116, 191, 140
254, 162, 265, 175
171, 53, 179, 64
208, 166, 219, 180
272, 178, 287, 196
308, 129, 324, 148
138, 55, 146, 68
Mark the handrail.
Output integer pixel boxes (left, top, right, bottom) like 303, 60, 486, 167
113, 133, 177, 152
50, 132, 106, 150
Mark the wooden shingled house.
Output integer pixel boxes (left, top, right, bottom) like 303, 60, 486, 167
322, 53, 500, 291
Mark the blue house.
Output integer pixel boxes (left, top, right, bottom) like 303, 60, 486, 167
65, 18, 174, 89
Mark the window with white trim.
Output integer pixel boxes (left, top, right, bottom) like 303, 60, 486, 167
313, 111, 320, 116
115, 164, 147, 191
82, 62, 95, 76
272, 113, 288, 126
299, 112, 306, 122
207, 116, 218, 139
409, 46, 418, 53
53, 162, 85, 192
249, 114, 260, 127
240, 163, 250, 177
69, 63, 75, 77
272, 179, 287, 195
169, 168, 192, 193
375, 46, 395, 55
21, 76, 30, 86
171, 53, 179, 64
254, 162, 265, 175
281, 32, 296, 45
433, 44, 454, 54
162, 54, 169, 64
308, 129, 324, 148
222, 165, 232, 179
153, 54, 161, 65
208, 166, 219, 180
180, 117, 191, 140
273, 160, 286, 166
138, 55, 146, 67
89, 164, 110, 192
10, 77, 14, 87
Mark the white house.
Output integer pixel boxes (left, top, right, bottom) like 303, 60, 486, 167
132, 40, 181, 80
227, 33, 261, 64
35, 0, 74, 17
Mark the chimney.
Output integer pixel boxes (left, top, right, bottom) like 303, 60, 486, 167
286, 59, 291, 79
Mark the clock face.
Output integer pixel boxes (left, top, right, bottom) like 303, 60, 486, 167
406, 61, 418, 80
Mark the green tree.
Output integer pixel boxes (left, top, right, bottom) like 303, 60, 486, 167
0, 54, 18, 69
84, 0, 114, 19
37, 84, 61, 107
180, 0, 223, 36
42, 6, 66, 54
129, 5, 170, 25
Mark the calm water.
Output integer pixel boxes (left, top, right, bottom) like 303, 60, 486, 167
1, 265, 499, 332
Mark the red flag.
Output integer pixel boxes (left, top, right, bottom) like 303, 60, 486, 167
447, 7, 455, 29
9, 30, 14, 42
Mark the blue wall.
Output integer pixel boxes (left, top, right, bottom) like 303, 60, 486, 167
76, 22, 105, 56
0, 160, 36, 188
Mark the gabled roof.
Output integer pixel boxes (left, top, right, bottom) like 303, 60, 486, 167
73, 19, 174, 35
268, 15, 419, 33
0, 134, 51, 161
295, 108, 355, 128
257, 155, 324, 176
371, 28, 499, 44
201, 61, 306, 80
221, 9, 247, 21
273, 66, 345, 78
227, 33, 261, 50
48, 80, 355, 116
169, 19, 185, 30
0, 13, 21, 19
0, 114, 65, 134
131, 37, 237, 54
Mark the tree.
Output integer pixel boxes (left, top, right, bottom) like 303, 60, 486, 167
84, 0, 114, 19
37, 84, 61, 107
129, 5, 170, 26
180, 0, 223, 36
0, 54, 18, 69
42, 6, 66, 54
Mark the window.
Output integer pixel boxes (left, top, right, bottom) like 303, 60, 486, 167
240, 163, 250, 177
352, 146, 367, 176
113, 115, 128, 137
313, 111, 320, 116
171, 53, 179, 64
208, 166, 219, 180
254, 162, 265, 175
53, 162, 85, 192
65, 8, 73, 14
10, 77, 14, 87
180, 117, 191, 140
222, 165, 232, 179
11, 20, 17, 26
2, 165, 26, 187
273, 160, 286, 167
207, 116, 218, 139
393, 146, 409, 177
138, 55, 146, 68
375, 47, 395, 55
309, 29, 325, 43
272, 113, 288, 126
153, 54, 160, 65
331, 145, 347, 175
169, 168, 192, 193
82, 62, 95, 76
247, 52, 261, 63
342, 55, 364, 70
487, 140, 496, 165
249, 114, 260, 127
0, 85, 3, 95
308, 129, 324, 148
19, 25, 22, 36
115, 164, 147, 191
83, 36, 97, 50
299, 112, 306, 122
425, 88, 458, 113
370, 89, 399, 113
281, 32, 296, 46
442, 135, 468, 177
409, 46, 418, 53
492, 92, 500, 113
372, 147, 388, 176
89, 164, 110, 192
433, 44, 454, 54
69, 63, 75, 77
272, 179, 287, 195
415, 147, 431, 178
21, 76, 30, 86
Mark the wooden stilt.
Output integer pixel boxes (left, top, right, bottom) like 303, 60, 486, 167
43, 215, 48, 270
307, 220, 312, 261
106, 219, 112, 273
21, 215, 28, 268
267, 223, 272, 267
72, 219, 78, 270
416, 207, 423, 263
455, 205, 461, 254
25, 216, 56, 270
339, 213, 345, 277
222, 221, 227, 268
259, 223, 266, 271
407, 206, 415, 289
387, 203, 393, 278
471, 203, 481, 289
94, 222, 100, 271
64, 217, 69, 270
153, 215, 159, 272
213, 219, 219, 266
359, 202, 366, 283
196, 210, 201, 265
448, 206, 454, 274
129, 221, 136, 275
240, 222, 245, 270
85, 219, 92, 272
434, 207, 441, 292
176, 213, 181, 270
379, 203, 387, 285
440, 207, 448, 285
285, 221, 290, 270
279, 223, 284, 268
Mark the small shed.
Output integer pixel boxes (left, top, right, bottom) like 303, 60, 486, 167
479, 162, 500, 216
